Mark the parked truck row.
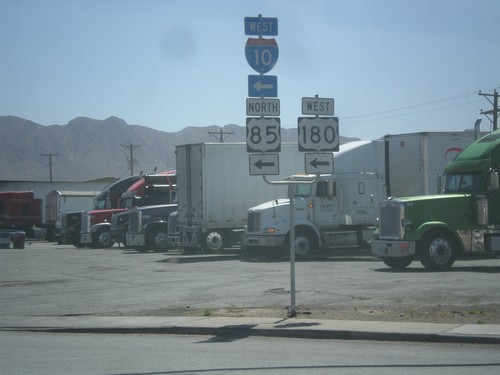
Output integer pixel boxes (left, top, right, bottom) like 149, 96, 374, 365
5, 129, 498, 269
241, 132, 482, 259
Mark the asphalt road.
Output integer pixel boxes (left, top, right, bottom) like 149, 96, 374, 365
1, 241, 500, 321
2, 331, 500, 375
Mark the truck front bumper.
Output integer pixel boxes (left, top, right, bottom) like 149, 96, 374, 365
371, 239, 416, 258
242, 234, 286, 248
126, 233, 146, 247
80, 232, 92, 245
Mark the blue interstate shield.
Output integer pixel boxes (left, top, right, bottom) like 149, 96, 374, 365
245, 38, 279, 74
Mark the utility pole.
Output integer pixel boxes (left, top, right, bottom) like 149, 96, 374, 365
121, 143, 141, 176
41, 152, 58, 181
208, 128, 235, 142
479, 89, 499, 131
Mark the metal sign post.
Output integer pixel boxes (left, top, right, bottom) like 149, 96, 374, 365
263, 175, 318, 317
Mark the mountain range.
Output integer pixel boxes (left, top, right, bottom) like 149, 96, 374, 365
0, 116, 358, 182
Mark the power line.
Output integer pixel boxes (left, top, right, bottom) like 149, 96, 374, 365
341, 91, 481, 123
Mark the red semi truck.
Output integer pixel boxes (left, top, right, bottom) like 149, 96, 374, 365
78, 171, 176, 248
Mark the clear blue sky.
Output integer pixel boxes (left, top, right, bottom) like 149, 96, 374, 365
1, 0, 499, 140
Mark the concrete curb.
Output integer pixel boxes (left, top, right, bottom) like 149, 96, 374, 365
1, 316, 499, 344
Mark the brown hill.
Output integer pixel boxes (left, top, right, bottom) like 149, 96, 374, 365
0, 116, 357, 181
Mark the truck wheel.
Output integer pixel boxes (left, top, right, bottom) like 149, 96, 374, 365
147, 227, 169, 252
381, 256, 414, 269
289, 231, 316, 260
417, 230, 456, 271
92, 228, 114, 249
204, 231, 225, 253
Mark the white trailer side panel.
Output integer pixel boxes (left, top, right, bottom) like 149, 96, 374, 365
44, 190, 97, 223
176, 143, 305, 231
386, 132, 480, 197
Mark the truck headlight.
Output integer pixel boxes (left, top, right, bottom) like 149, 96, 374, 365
402, 219, 412, 229
264, 227, 277, 234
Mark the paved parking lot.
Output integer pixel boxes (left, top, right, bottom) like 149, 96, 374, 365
1, 241, 499, 323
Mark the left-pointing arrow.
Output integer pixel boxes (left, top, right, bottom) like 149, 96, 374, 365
255, 159, 275, 169
253, 81, 274, 91
310, 159, 330, 168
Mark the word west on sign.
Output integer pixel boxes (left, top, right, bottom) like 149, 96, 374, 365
244, 16, 278, 36
301, 97, 334, 116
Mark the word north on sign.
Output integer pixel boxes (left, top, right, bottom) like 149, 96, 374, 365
246, 98, 280, 116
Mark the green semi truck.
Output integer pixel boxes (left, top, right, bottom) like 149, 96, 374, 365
371, 130, 500, 270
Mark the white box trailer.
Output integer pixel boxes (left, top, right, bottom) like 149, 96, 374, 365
175, 142, 305, 252
44, 190, 97, 242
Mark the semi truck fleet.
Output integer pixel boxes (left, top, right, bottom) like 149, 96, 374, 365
79, 172, 176, 248
371, 129, 500, 270
241, 132, 481, 259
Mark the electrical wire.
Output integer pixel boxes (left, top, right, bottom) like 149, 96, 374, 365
339, 89, 497, 125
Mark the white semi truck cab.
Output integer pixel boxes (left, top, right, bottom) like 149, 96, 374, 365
242, 173, 383, 259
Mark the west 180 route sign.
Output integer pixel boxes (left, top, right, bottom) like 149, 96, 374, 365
298, 117, 339, 152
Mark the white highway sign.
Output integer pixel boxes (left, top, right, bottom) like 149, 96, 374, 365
302, 97, 334, 115
298, 116, 339, 152
305, 153, 334, 174
246, 117, 281, 153
246, 98, 280, 116
249, 153, 280, 175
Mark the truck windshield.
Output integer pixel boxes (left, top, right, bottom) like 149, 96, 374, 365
294, 184, 312, 197
444, 173, 482, 193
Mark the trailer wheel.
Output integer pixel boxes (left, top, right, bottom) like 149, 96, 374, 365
381, 256, 414, 269
417, 230, 456, 271
204, 231, 225, 253
147, 227, 169, 252
92, 228, 114, 249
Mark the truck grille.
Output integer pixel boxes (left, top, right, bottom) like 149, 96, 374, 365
168, 212, 178, 235
128, 210, 141, 233
379, 203, 403, 239
247, 211, 260, 232
62, 212, 82, 233
110, 214, 119, 230
80, 212, 90, 232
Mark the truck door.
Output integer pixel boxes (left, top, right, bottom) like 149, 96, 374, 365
311, 180, 343, 229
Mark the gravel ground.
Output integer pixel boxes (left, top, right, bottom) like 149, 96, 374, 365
118, 303, 500, 324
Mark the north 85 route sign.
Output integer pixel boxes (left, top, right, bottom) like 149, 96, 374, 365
246, 117, 281, 152
298, 117, 339, 152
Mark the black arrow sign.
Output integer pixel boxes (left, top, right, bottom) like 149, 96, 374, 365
310, 158, 330, 168
255, 160, 276, 169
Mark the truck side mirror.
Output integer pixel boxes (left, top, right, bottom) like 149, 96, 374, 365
488, 171, 499, 191
327, 180, 335, 198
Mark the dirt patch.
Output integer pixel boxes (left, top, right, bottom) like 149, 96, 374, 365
111, 303, 500, 325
